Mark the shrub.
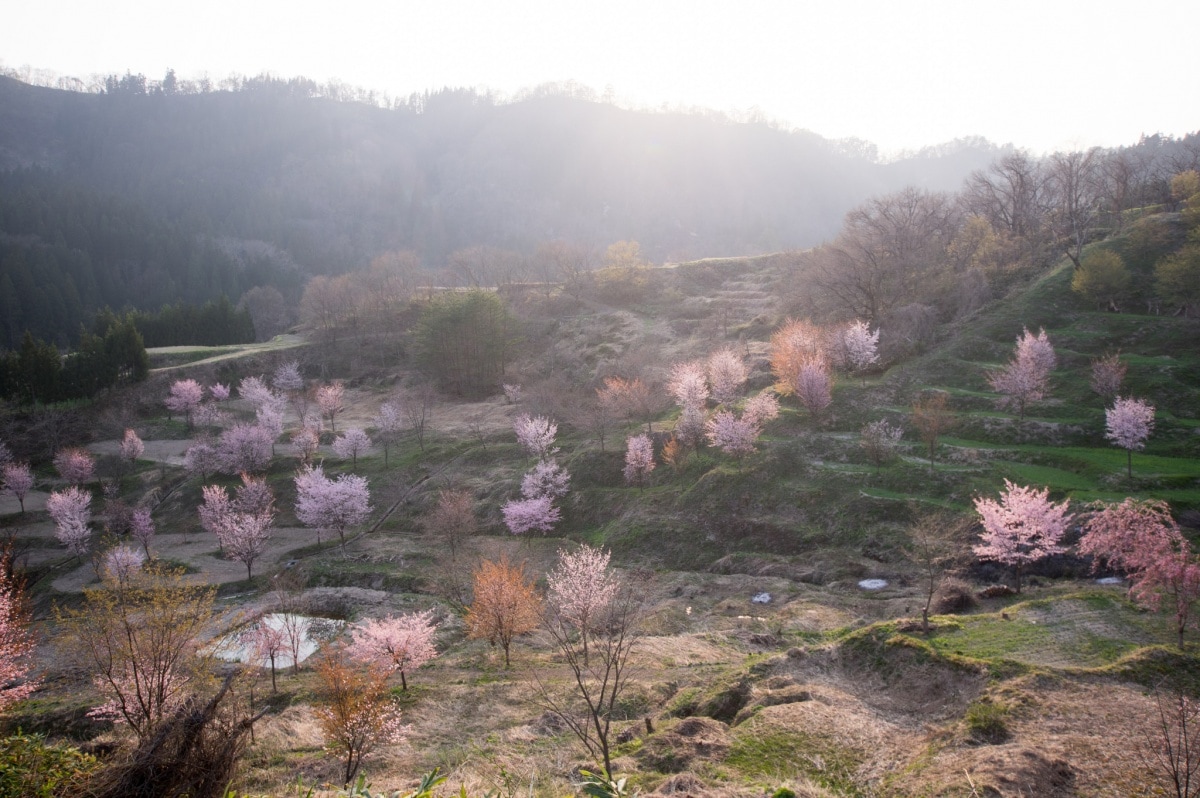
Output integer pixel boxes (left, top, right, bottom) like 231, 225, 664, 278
0, 732, 97, 798
965, 700, 1010, 744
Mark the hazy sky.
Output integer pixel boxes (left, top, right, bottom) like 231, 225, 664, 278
3, 0, 1196, 156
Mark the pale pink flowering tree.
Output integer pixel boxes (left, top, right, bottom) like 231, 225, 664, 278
1079, 498, 1200, 648
793, 356, 833, 421
103, 545, 146, 584
294, 465, 372, 550
860, 419, 904, 468
316, 382, 346, 433
199, 477, 276, 578
164, 379, 204, 430
333, 428, 373, 469
742, 391, 781, 427
54, 447, 95, 486
973, 480, 1073, 593
193, 401, 229, 430
290, 427, 320, 466
372, 402, 404, 468
707, 349, 748, 406
514, 414, 559, 461
47, 486, 93, 556
502, 495, 561, 535
1090, 352, 1126, 403
503, 383, 523, 404
233, 474, 275, 517
216, 423, 275, 474
623, 434, 655, 488
987, 327, 1056, 419
272, 361, 304, 394
2, 462, 34, 513
705, 411, 760, 458
119, 429, 144, 464
1106, 396, 1156, 478
840, 320, 880, 379
521, 459, 571, 500
249, 620, 287, 691
237, 376, 277, 409
673, 403, 707, 449
183, 439, 219, 478
209, 383, 231, 402
130, 506, 155, 558
216, 513, 275, 580
0, 551, 37, 711
547, 544, 619, 664
348, 610, 439, 691
668, 361, 709, 410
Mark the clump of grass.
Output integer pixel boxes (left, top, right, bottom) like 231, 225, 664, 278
964, 699, 1010, 744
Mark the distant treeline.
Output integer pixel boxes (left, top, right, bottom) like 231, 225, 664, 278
96, 297, 256, 348
0, 320, 148, 406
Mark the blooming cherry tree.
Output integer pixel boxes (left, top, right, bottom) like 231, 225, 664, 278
54, 448, 95, 486
183, 439, 219, 478
513, 414, 559, 460
2, 463, 33, 513
1090, 352, 1126, 403
237, 376, 277, 409
294, 465, 372, 550
705, 411, 760, 458
193, 401, 229, 430
973, 480, 1073, 593
674, 403, 707, 449
623, 434, 655, 487
1106, 396, 1155, 478
707, 349, 748, 406
793, 356, 833, 421
130, 506, 155, 558
521, 459, 571, 500
47, 486, 93, 556
290, 427, 320, 466
216, 423, 275, 474
987, 327, 1056, 419
199, 477, 276, 578
273, 361, 304, 394
119, 429, 144, 464
547, 544, 619, 661
860, 419, 904, 468
209, 383, 231, 402
249, 620, 287, 691
502, 495, 561, 535
103, 545, 146, 585
742, 391, 780, 427
668, 361, 709, 410
316, 382, 346, 433
165, 379, 204, 430
372, 402, 404, 468
348, 610, 439, 691
840, 319, 880, 377
333, 428, 373, 469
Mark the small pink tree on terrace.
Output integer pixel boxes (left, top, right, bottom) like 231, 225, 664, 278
164, 379, 205, 431
209, 383, 231, 402
973, 480, 1073, 593
102, 545, 146, 585
316, 382, 346, 433
333, 428, 373, 469
839, 319, 880, 380
294, 465, 372, 551
199, 476, 277, 578
129, 506, 155, 558
514, 414, 559, 461
1079, 498, 1200, 648
742, 391, 781, 428
216, 423, 275, 475
793, 356, 833, 422
372, 402, 404, 468
987, 327, 1056, 420
291, 427, 320, 466
547, 543, 619, 665
623, 434, 655, 488
119, 429, 144, 465
521, 460, 571, 500
249, 620, 287, 692
349, 610, 439, 691
707, 349, 748, 406
668, 361, 709, 411
1090, 353, 1126, 403
1106, 396, 1156, 478
502, 495, 561, 535
2, 463, 33, 513
54, 448, 95, 486
705, 411, 760, 458
47, 486, 93, 557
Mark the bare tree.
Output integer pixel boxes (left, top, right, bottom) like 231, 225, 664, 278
1046, 147, 1105, 270
1139, 681, 1200, 798
396, 382, 437, 452
905, 510, 971, 633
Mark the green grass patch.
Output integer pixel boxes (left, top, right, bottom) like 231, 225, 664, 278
727, 723, 864, 795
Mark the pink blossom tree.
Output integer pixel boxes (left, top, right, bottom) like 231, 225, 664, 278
182, 439, 219, 479
521, 459, 571, 500
193, 401, 229, 431
1080, 498, 1200, 648
502, 383, 523, 404
501, 495, 561, 535
165, 379, 205, 430
333, 428, 373, 469
742, 391, 781, 427
209, 383, 231, 402
102, 545, 146, 585
54, 447, 95, 486
199, 477, 276, 578
623, 434, 655, 488
237, 376, 276, 408
47, 486, 93, 557
668, 361, 709, 410
215, 513, 275, 580
860, 419, 904, 469
973, 480, 1073, 593
547, 544, 619, 664
0, 548, 37, 711
673, 403, 707, 449
793, 356, 833, 421
316, 382, 346, 433
294, 465, 372, 550
216, 423, 275, 474
2, 463, 34, 513
130, 506, 155, 558
119, 429, 144, 465
372, 402, 404, 468
707, 349, 748, 406
348, 610, 439, 691
705, 411, 760, 458
290, 427, 320, 466
1089, 352, 1126, 404
272, 361, 304, 394
249, 620, 287, 692
1106, 396, 1155, 478
840, 319, 880, 379
513, 414, 559, 461
987, 327, 1056, 420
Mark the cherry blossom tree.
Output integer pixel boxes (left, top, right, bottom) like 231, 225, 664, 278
973, 480, 1073, 593
1090, 352, 1126, 403
316, 382, 346, 433
0, 545, 37, 711
514, 414, 559, 460
119, 429, 144, 464
502, 495, 561, 535
165, 379, 204, 430
2, 463, 33, 513
372, 402, 404, 468
623, 434, 655, 488
1079, 498, 1200, 648
707, 348, 748, 406
130, 506, 155, 558
193, 401, 229, 431
349, 610, 439, 691
521, 459, 571, 500
596, 376, 661, 435
54, 447, 95, 486
792, 356, 833, 421
673, 403, 707, 449
742, 391, 781, 427
1106, 397, 1156, 478
209, 383, 231, 402
215, 512, 275, 580
705, 411, 760, 458
272, 361, 304, 394
102, 545, 146, 584
332, 428, 372, 469
987, 327, 1056, 419
183, 439, 219, 478
237, 376, 277, 409
294, 465, 372, 550
860, 419, 904, 469
216, 423, 275, 474
249, 620, 287, 692
200, 477, 276, 578
840, 319, 880, 379
290, 427, 320, 466
668, 361, 709, 410
503, 383, 523, 404
546, 544, 619, 663
47, 486, 92, 556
